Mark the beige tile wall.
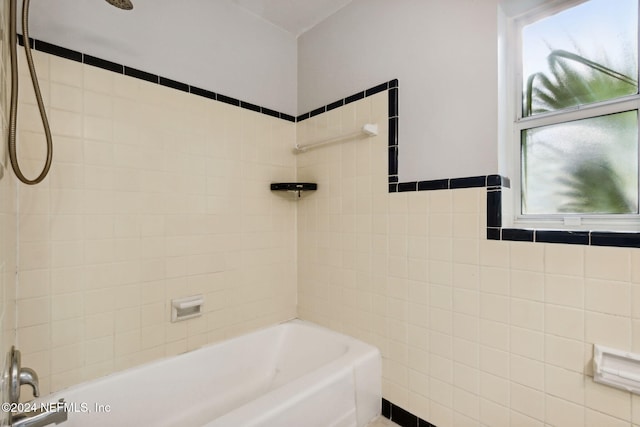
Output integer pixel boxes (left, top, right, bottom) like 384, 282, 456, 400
0, 0, 17, 421
297, 92, 640, 427
15, 48, 298, 396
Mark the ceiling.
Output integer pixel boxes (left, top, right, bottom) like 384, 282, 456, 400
231, 0, 354, 37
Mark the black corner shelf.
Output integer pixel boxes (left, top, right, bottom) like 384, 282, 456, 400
270, 183, 317, 191
270, 182, 317, 198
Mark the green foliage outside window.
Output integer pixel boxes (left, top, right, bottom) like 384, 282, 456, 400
519, 0, 639, 216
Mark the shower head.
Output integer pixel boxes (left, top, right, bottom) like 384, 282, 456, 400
105, 0, 133, 10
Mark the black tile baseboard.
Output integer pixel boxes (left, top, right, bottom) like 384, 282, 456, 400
382, 399, 436, 427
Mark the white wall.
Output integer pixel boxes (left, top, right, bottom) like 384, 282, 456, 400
298, 0, 500, 182
20, 0, 298, 115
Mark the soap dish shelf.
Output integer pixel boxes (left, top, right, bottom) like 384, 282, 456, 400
270, 182, 317, 198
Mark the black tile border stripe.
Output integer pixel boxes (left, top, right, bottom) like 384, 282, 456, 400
124, 66, 158, 84
378, 80, 640, 248
591, 231, 640, 247
492, 228, 640, 247
159, 76, 189, 93
217, 93, 240, 107
502, 228, 534, 242
366, 81, 389, 97
345, 91, 365, 105
36, 39, 82, 62
84, 54, 123, 74
309, 106, 326, 118
450, 175, 487, 189
240, 101, 261, 113
382, 399, 436, 427
19, 37, 640, 248
296, 79, 399, 122
305, 80, 640, 249
189, 86, 217, 101
391, 175, 509, 194
326, 99, 344, 111
296, 112, 310, 122
17, 36, 297, 122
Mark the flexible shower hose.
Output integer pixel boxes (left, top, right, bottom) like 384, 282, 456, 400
8, 0, 53, 185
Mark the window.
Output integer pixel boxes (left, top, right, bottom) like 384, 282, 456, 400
512, 0, 640, 228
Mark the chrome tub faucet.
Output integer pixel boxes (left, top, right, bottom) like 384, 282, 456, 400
5, 347, 68, 427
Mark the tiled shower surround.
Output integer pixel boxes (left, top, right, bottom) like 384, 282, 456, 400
15, 47, 297, 395
9, 43, 640, 427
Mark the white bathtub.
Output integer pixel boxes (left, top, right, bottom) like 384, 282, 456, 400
35, 319, 381, 427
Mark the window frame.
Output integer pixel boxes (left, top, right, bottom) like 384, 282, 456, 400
509, 0, 640, 231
